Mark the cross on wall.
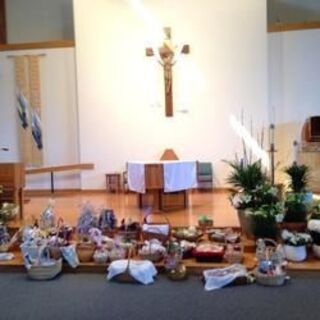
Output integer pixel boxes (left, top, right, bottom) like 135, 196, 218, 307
146, 27, 190, 117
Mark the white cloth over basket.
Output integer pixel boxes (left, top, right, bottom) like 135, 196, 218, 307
107, 259, 157, 285
142, 224, 169, 236
203, 264, 248, 291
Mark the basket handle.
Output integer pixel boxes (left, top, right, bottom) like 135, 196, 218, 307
125, 247, 133, 271
143, 212, 171, 228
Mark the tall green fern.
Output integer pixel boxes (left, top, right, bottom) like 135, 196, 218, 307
225, 159, 267, 192
285, 163, 309, 193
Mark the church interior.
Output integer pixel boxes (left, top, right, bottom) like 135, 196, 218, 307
1, 0, 320, 319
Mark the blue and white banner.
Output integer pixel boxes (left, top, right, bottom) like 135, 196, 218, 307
30, 109, 43, 150
16, 90, 29, 129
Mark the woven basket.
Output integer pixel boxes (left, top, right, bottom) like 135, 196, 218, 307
139, 251, 163, 263
173, 230, 203, 242
49, 246, 62, 260
0, 243, 10, 253
112, 248, 138, 283
76, 242, 96, 262
255, 270, 286, 286
27, 259, 62, 280
117, 230, 140, 241
142, 215, 171, 244
224, 244, 244, 264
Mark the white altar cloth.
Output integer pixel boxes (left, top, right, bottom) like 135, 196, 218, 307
127, 160, 197, 193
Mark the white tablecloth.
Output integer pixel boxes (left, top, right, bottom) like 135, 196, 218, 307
127, 160, 197, 193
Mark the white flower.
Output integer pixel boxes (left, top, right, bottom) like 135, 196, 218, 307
308, 220, 320, 233
275, 214, 284, 223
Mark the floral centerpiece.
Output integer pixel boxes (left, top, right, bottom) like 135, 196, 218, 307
281, 229, 311, 262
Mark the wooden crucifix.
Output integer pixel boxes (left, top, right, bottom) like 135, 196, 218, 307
146, 27, 190, 117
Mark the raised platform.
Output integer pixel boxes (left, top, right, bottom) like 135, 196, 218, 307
0, 250, 256, 274
2, 249, 320, 275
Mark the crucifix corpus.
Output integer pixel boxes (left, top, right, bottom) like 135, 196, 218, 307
146, 27, 190, 117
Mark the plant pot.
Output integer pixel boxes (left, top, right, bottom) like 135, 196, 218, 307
312, 244, 320, 259
251, 216, 278, 240
237, 210, 254, 239
283, 245, 307, 262
280, 222, 307, 232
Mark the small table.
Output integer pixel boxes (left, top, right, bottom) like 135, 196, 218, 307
105, 173, 121, 192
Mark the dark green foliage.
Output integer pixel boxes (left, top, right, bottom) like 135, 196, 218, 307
310, 231, 320, 245
285, 163, 309, 193
250, 203, 282, 239
225, 160, 267, 192
284, 193, 308, 222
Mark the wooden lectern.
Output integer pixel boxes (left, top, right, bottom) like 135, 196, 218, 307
138, 163, 188, 211
0, 163, 25, 219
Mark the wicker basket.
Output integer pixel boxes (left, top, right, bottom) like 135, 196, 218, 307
173, 230, 203, 242
224, 244, 244, 264
142, 215, 171, 244
255, 270, 286, 286
49, 246, 62, 260
117, 230, 140, 241
76, 242, 96, 262
0, 243, 10, 253
112, 248, 138, 283
139, 250, 164, 263
27, 259, 62, 280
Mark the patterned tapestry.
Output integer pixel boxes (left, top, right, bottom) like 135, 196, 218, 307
14, 55, 44, 167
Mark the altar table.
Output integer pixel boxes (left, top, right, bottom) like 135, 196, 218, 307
127, 160, 197, 211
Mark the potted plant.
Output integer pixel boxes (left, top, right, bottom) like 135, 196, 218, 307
281, 229, 311, 262
246, 202, 284, 240
282, 163, 311, 231
198, 215, 213, 229
225, 159, 268, 238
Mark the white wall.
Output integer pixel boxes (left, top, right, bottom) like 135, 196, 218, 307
74, 0, 268, 189
5, 0, 74, 43
268, 29, 320, 181
0, 48, 80, 190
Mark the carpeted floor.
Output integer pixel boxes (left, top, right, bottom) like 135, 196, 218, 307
0, 272, 318, 320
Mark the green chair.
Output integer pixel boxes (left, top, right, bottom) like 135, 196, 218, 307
197, 162, 213, 189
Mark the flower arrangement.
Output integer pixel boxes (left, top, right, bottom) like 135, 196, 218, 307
281, 230, 311, 247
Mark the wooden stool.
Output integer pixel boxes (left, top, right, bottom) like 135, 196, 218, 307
105, 173, 121, 192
